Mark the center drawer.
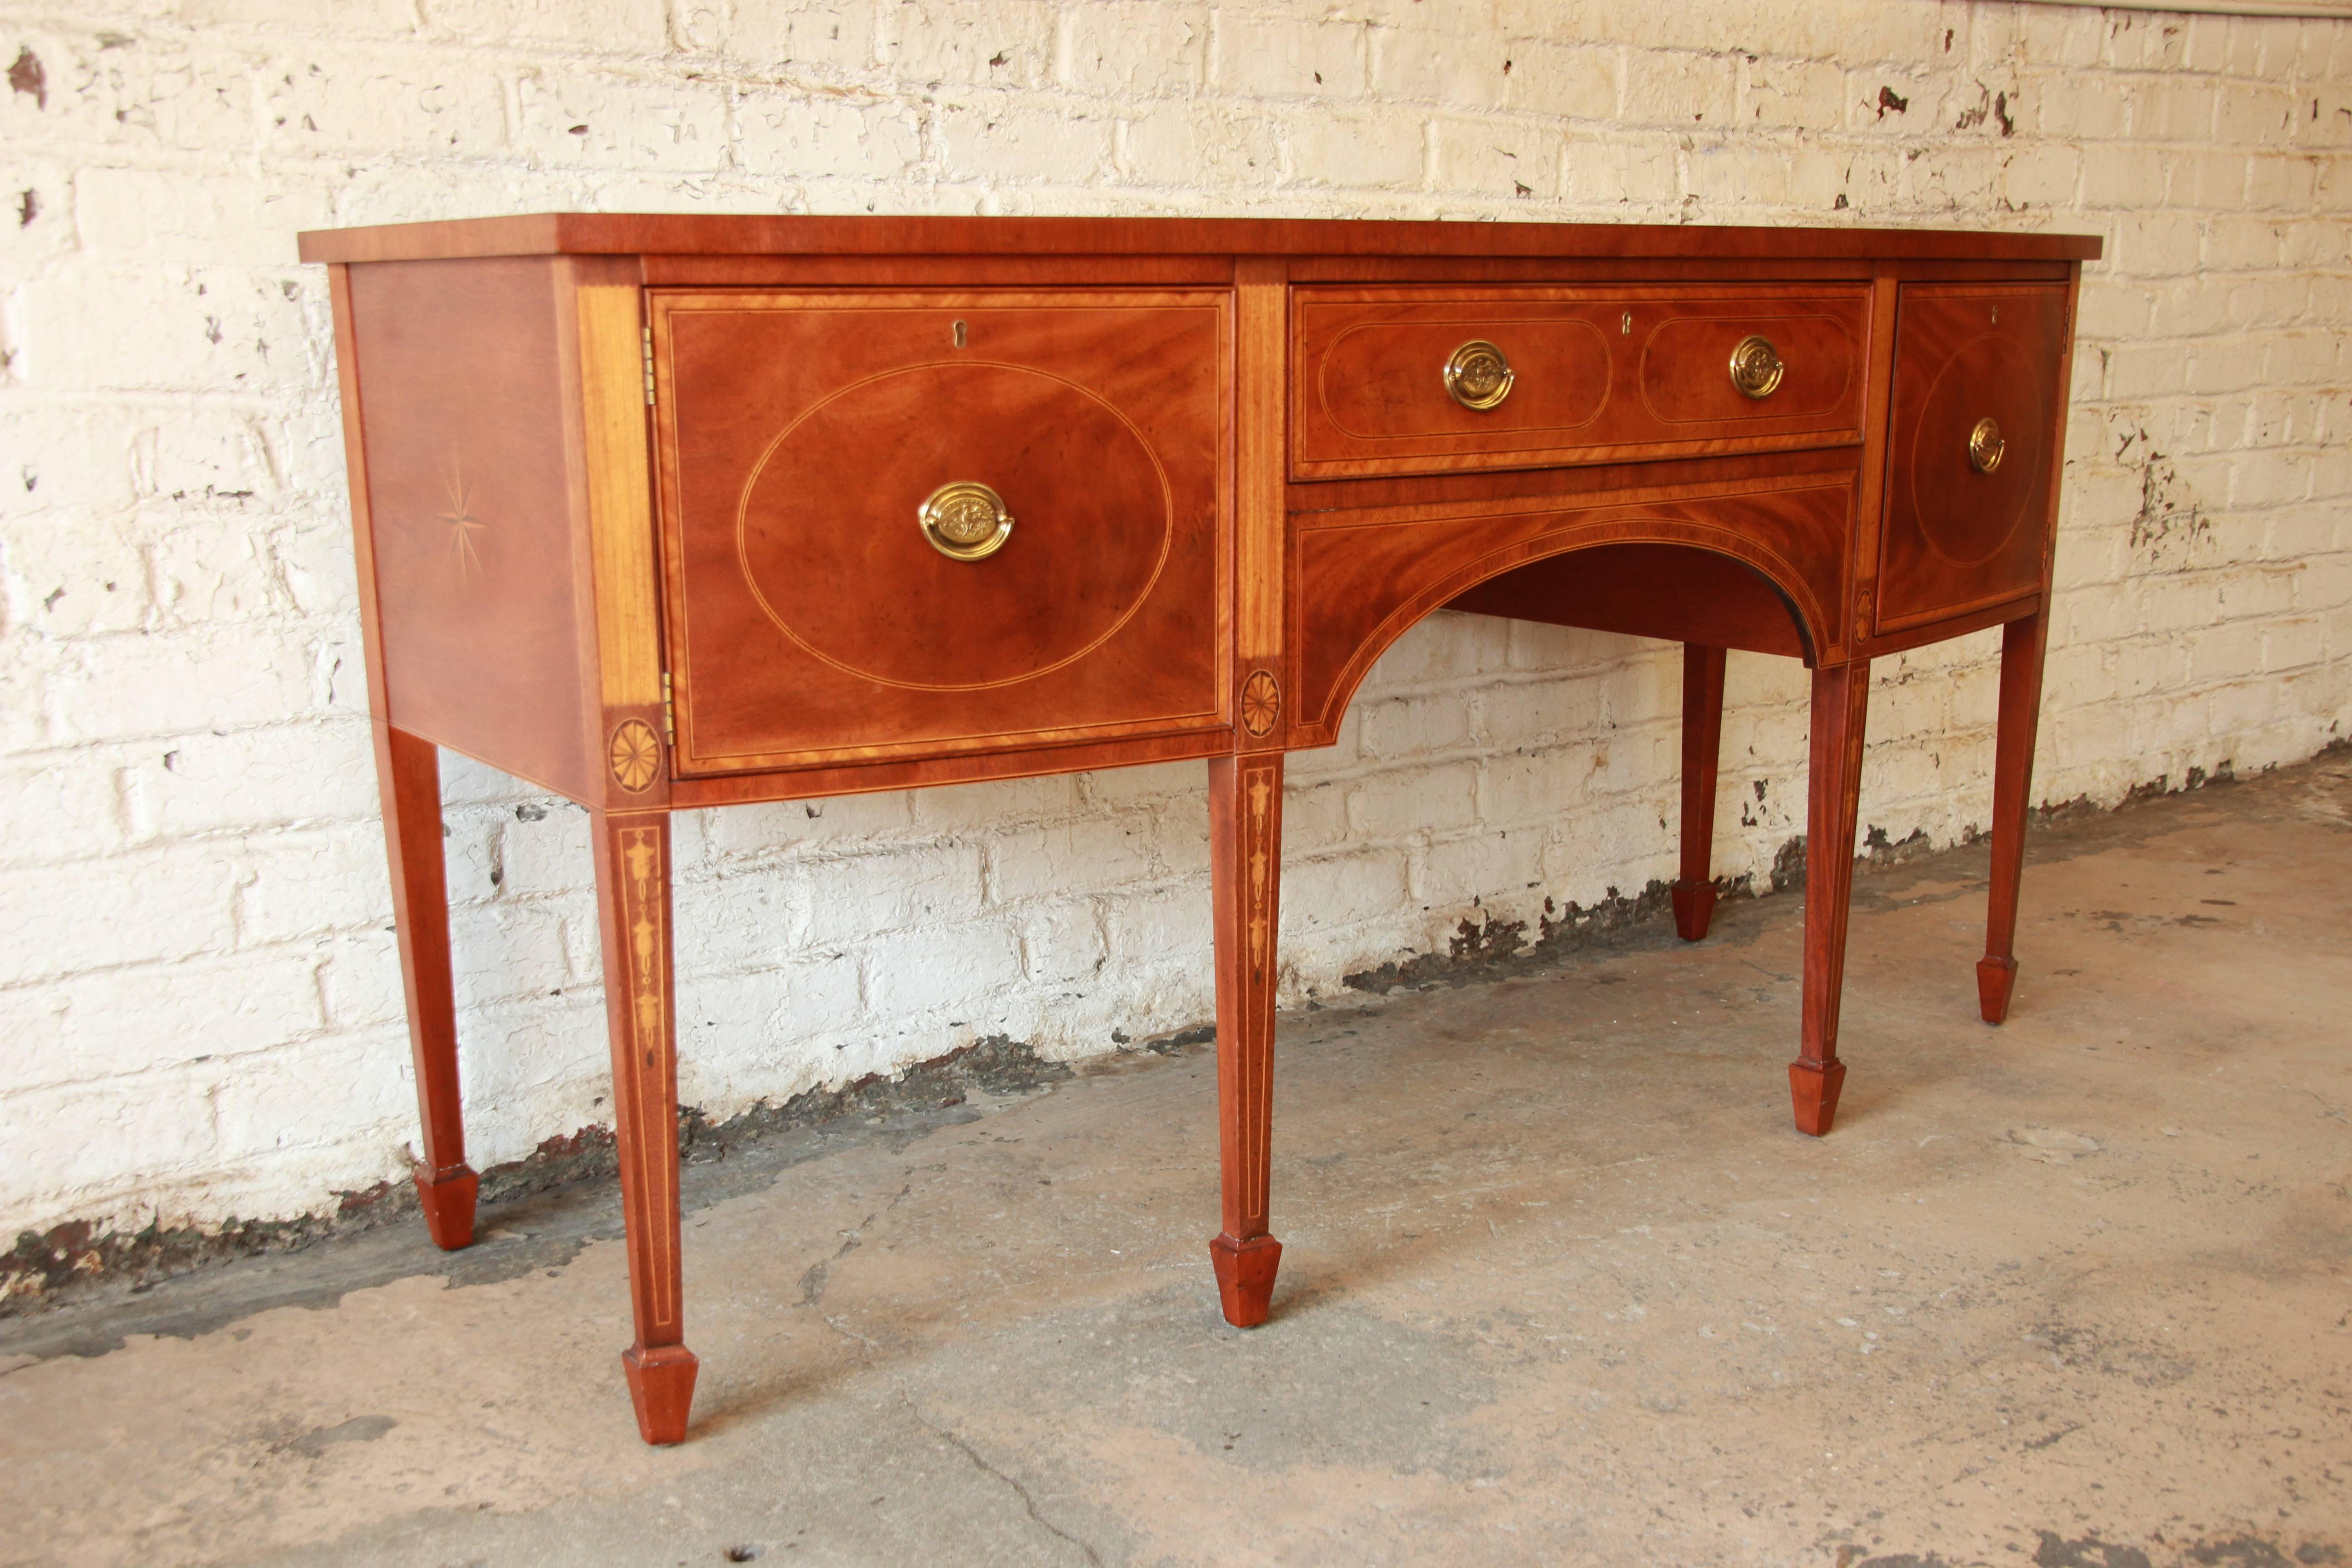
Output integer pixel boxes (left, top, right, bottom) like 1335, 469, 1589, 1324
650, 290, 1228, 773
1292, 285, 1871, 479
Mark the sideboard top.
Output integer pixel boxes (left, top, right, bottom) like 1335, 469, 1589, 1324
296, 212, 2104, 266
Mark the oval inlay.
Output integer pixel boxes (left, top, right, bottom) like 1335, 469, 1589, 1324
735, 361, 1174, 692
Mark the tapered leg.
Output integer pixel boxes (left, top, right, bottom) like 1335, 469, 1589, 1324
1792, 660, 1871, 1137
1672, 643, 1729, 941
1978, 613, 2049, 1024
373, 725, 477, 1250
592, 810, 698, 1445
1206, 754, 1284, 1327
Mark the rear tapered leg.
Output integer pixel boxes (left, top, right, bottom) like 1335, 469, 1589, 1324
1207, 754, 1284, 1327
1792, 660, 1870, 1136
375, 725, 477, 1250
1978, 613, 2049, 1024
592, 809, 698, 1445
1672, 643, 1729, 941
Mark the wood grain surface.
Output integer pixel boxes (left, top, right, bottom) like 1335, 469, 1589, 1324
1292, 285, 1869, 477
650, 290, 1229, 772
300, 212, 2103, 265
1875, 284, 2070, 633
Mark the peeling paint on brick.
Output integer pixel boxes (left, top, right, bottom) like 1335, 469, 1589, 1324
0, 0, 2346, 1249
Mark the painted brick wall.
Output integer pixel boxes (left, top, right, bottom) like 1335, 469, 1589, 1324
1, 0, 2346, 1244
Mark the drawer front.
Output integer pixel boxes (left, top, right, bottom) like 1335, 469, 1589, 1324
1293, 285, 1869, 478
652, 291, 1227, 772
1875, 284, 2068, 634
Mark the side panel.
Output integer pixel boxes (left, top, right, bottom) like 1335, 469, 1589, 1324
346, 257, 594, 797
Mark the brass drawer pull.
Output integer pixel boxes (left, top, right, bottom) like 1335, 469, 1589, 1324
1729, 334, 1785, 399
1443, 339, 1514, 410
917, 480, 1014, 561
1968, 417, 2005, 475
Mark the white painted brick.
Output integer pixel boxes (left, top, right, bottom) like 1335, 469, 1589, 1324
1282, 106, 1423, 189
0, 946, 325, 1094
799, 842, 985, 946
1064, 2, 1209, 97
1020, 901, 1107, 988
428, 0, 670, 56
211, 1035, 412, 1166
723, 2, 878, 74
0, 1068, 223, 1209
860, 920, 1021, 1017
1622, 49, 1735, 129
735, 93, 926, 181
234, 822, 398, 946
1282, 846, 1409, 936
884, 0, 1060, 88
1212, 15, 1367, 99
0, 0, 2347, 1242
1117, 98, 1284, 188
1099, 885, 1211, 970
990, 815, 1156, 905
1431, 117, 1559, 203
0, 841, 239, 986
938, 97, 1117, 183
512, 68, 731, 173
1355, 759, 1480, 838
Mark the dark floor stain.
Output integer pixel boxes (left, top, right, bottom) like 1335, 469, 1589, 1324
280, 1415, 396, 1458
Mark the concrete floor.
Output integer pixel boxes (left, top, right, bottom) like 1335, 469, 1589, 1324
4, 754, 2349, 1568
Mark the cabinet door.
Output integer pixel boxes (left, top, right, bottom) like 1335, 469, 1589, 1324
1875, 285, 2069, 633
652, 292, 1228, 773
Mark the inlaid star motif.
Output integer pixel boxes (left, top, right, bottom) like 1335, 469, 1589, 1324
439, 465, 486, 582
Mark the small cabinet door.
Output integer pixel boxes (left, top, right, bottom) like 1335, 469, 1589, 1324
651, 291, 1228, 773
1875, 284, 2069, 633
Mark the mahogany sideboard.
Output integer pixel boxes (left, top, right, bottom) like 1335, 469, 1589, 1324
298, 214, 2100, 1445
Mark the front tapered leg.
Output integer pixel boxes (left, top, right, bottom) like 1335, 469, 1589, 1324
1977, 613, 2049, 1024
1207, 754, 1284, 1326
1792, 660, 1871, 1136
1672, 643, 1729, 941
374, 725, 477, 1250
592, 810, 697, 1445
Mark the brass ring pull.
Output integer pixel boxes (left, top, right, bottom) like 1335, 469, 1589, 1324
1968, 417, 2005, 475
917, 480, 1014, 561
1443, 340, 1514, 411
1729, 335, 1785, 399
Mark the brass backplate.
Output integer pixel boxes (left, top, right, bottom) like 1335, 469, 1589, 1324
1729, 334, 1785, 400
918, 480, 1015, 561
1968, 416, 2006, 475
1442, 339, 1514, 411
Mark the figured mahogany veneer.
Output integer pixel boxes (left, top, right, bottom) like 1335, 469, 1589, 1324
301, 213, 2098, 1447
1293, 286, 1868, 477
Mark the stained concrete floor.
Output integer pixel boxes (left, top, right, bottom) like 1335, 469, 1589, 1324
5, 754, 2350, 1568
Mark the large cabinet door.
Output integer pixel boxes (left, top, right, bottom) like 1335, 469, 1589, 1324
1876, 284, 2069, 633
651, 291, 1229, 774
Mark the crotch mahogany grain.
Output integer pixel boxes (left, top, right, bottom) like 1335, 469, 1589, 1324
305, 215, 2096, 1444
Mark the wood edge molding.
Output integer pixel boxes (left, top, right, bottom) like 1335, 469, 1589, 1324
573, 279, 665, 714
1235, 256, 1289, 748
297, 215, 2107, 267
326, 263, 394, 724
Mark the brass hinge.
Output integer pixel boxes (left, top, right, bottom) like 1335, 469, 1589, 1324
642, 325, 656, 407
661, 671, 675, 744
